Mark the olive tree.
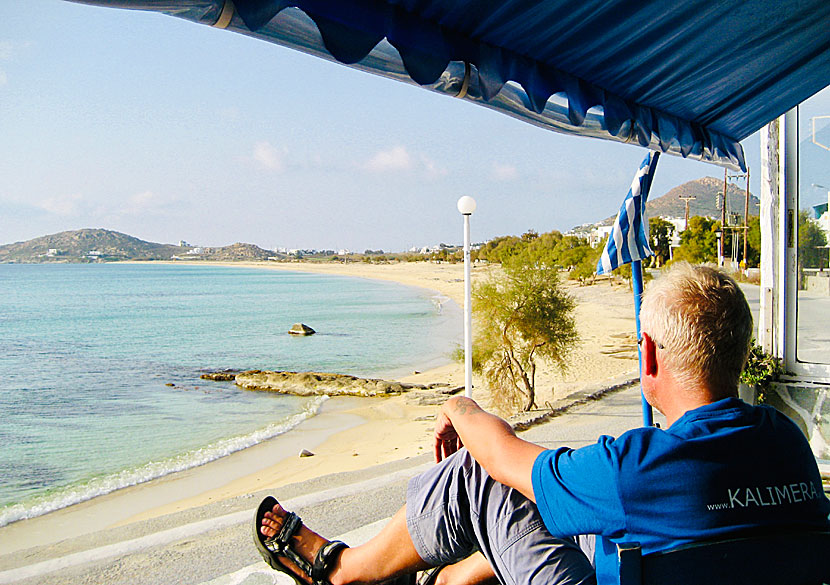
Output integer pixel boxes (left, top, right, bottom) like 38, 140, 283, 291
473, 257, 578, 413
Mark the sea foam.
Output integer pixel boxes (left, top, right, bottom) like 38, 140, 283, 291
0, 395, 327, 527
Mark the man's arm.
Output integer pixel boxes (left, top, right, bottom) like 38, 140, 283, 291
434, 396, 544, 501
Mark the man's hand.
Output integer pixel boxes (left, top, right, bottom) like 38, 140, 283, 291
434, 407, 464, 462
431, 396, 544, 502
434, 397, 484, 462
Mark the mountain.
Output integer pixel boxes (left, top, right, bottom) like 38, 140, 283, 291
648, 176, 759, 220
0, 229, 273, 263
592, 176, 760, 227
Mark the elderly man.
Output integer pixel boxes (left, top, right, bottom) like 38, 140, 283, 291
255, 263, 829, 585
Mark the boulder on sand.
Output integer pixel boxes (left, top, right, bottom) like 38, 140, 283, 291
288, 323, 315, 336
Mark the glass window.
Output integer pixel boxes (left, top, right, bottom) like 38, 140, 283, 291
797, 85, 830, 364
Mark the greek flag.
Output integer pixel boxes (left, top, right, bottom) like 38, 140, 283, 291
596, 151, 660, 275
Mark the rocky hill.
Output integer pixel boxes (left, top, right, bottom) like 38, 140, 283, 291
648, 176, 759, 219
195, 242, 273, 261
0, 229, 184, 263
0, 229, 274, 263
595, 176, 759, 226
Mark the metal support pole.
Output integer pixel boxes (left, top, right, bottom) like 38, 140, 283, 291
632, 260, 654, 427
463, 213, 473, 398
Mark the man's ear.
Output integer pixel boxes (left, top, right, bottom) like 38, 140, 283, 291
641, 333, 659, 377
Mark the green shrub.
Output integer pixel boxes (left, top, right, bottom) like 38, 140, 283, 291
740, 343, 783, 403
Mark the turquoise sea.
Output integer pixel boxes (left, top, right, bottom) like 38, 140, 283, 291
0, 263, 459, 527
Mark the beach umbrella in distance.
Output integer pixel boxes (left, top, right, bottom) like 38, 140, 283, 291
596, 151, 661, 426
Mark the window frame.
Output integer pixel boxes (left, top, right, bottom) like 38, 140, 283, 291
782, 104, 830, 380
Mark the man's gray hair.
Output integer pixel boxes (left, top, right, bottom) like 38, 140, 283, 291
640, 262, 753, 394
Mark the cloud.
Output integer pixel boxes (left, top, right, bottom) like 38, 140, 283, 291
0, 41, 12, 61
365, 146, 412, 172
491, 163, 518, 181
0, 70, 6, 87
33, 190, 173, 220
252, 141, 285, 171
420, 154, 449, 179
124, 190, 166, 215
36, 193, 86, 216
363, 147, 448, 179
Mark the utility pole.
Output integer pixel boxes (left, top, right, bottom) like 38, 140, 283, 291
727, 169, 750, 268
679, 195, 696, 231
720, 168, 728, 267
744, 168, 750, 267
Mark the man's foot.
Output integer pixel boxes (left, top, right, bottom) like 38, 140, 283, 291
253, 495, 348, 585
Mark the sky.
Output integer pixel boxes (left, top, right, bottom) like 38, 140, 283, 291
0, 1, 781, 252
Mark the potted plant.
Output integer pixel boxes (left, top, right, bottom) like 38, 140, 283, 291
739, 343, 783, 404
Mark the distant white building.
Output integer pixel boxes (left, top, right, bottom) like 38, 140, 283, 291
663, 217, 686, 248
186, 247, 204, 255
568, 215, 688, 250
589, 225, 613, 247
813, 195, 830, 243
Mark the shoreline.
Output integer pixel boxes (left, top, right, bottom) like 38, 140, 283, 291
0, 262, 472, 555
0, 260, 640, 559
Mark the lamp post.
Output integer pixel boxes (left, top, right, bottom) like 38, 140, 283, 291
457, 195, 477, 398
715, 228, 723, 267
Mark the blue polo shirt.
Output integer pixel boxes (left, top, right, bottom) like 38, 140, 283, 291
531, 398, 830, 585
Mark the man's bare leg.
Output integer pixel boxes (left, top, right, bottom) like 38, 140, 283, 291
260, 502, 430, 585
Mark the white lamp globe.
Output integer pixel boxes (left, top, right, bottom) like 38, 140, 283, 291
457, 196, 477, 215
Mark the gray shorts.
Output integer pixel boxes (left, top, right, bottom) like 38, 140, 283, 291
405, 449, 596, 585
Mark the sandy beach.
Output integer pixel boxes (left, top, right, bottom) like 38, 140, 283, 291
0, 260, 640, 564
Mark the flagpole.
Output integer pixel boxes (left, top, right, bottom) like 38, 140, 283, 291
596, 150, 660, 427
632, 259, 654, 427
634, 151, 660, 427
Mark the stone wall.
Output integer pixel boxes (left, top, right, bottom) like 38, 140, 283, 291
804, 274, 830, 295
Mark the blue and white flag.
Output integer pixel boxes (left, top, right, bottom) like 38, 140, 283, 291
596, 151, 661, 275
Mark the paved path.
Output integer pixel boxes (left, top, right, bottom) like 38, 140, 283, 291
0, 384, 653, 585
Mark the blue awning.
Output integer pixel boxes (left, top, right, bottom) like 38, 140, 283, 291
70, 0, 830, 171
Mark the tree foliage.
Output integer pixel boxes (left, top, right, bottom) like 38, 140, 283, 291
743, 216, 761, 268
472, 255, 578, 413
473, 229, 598, 280
648, 217, 675, 267
799, 210, 828, 269
672, 216, 719, 264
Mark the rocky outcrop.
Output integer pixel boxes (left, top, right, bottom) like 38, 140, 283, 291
288, 323, 316, 336
233, 370, 460, 398
200, 369, 244, 381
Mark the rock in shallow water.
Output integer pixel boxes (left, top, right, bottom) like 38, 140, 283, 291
234, 370, 449, 398
288, 323, 316, 336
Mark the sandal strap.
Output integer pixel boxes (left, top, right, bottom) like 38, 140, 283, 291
265, 511, 315, 579
311, 540, 349, 585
